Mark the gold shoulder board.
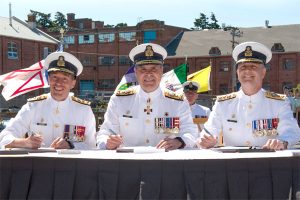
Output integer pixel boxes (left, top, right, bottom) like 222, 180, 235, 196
265, 91, 286, 101
71, 96, 91, 106
164, 90, 184, 101
27, 94, 48, 102
217, 92, 237, 102
116, 88, 136, 96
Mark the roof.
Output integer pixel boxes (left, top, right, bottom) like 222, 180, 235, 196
0, 16, 59, 44
166, 24, 300, 58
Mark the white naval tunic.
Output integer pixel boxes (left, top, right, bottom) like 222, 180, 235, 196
191, 103, 211, 133
97, 85, 198, 149
201, 89, 300, 148
191, 103, 211, 119
0, 93, 96, 149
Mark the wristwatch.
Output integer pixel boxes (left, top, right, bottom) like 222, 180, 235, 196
175, 137, 186, 149
65, 139, 75, 149
281, 140, 288, 149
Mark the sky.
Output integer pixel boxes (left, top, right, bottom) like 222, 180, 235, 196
0, 0, 299, 29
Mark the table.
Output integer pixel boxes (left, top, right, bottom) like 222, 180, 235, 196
1, 149, 300, 199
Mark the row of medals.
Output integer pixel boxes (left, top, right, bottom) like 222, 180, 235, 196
154, 117, 180, 134
252, 118, 279, 137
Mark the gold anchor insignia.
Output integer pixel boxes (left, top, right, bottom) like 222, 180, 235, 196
57, 56, 65, 67
144, 45, 154, 57
244, 46, 253, 57
144, 98, 153, 115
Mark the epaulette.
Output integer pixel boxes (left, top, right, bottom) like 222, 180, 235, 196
27, 94, 48, 102
116, 88, 136, 96
71, 96, 91, 106
265, 91, 286, 101
217, 92, 237, 102
164, 90, 184, 101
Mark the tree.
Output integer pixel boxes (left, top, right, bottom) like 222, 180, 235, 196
208, 12, 221, 29
30, 10, 53, 29
193, 12, 221, 30
115, 23, 127, 28
104, 24, 115, 28
194, 13, 209, 30
53, 12, 67, 29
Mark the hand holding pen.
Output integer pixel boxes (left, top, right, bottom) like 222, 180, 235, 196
25, 131, 44, 149
106, 129, 123, 150
197, 126, 218, 149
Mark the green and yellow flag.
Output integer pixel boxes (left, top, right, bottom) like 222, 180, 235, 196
187, 65, 211, 93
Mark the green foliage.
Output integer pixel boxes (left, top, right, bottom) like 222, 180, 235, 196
104, 24, 115, 28
115, 23, 127, 28
29, 10, 67, 31
194, 12, 221, 30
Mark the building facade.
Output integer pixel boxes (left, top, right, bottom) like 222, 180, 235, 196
47, 13, 188, 100
0, 15, 58, 108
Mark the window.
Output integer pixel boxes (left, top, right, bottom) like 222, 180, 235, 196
144, 31, 156, 43
219, 61, 230, 72
119, 56, 130, 65
43, 47, 53, 59
282, 58, 295, 70
81, 56, 92, 66
79, 80, 95, 98
7, 42, 18, 59
98, 56, 115, 66
209, 47, 221, 56
271, 43, 285, 52
219, 83, 229, 94
99, 33, 115, 43
262, 82, 271, 91
119, 32, 136, 41
78, 34, 95, 44
265, 63, 271, 71
64, 36, 75, 44
98, 79, 115, 89
79, 22, 84, 29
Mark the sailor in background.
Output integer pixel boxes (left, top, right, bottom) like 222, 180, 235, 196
197, 41, 300, 150
97, 43, 198, 150
182, 81, 211, 132
0, 52, 96, 149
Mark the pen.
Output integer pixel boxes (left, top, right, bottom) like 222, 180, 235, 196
28, 131, 45, 146
108, 129, 117, 135
203, 126, 213, 136
109, 129, 123, 147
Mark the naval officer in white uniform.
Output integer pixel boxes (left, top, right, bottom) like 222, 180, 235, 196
97, 43, 198, 150
183, 81, 211, 132
0, 52, 96, 150
198, 41, 300, 150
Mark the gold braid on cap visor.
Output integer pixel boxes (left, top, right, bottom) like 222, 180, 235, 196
135, 60, 163, 65
236, 58, 264, 64
47, 68, 75, 76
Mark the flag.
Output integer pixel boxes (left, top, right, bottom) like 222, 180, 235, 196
115, 63, 187, 93
187, 65, 211, 93
161, 63, 187, 92
114, 65, 137, 93
0, 60, 49, 101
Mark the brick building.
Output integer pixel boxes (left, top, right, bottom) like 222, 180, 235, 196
47, 13, 188, 100
165, 24, 300, 97
0, 15, 59, 108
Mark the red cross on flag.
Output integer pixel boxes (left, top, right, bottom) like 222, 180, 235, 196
0, 60, 49, 101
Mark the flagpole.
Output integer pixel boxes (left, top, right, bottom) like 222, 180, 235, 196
184, 55, 188, 76
209, 59, 212, 94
